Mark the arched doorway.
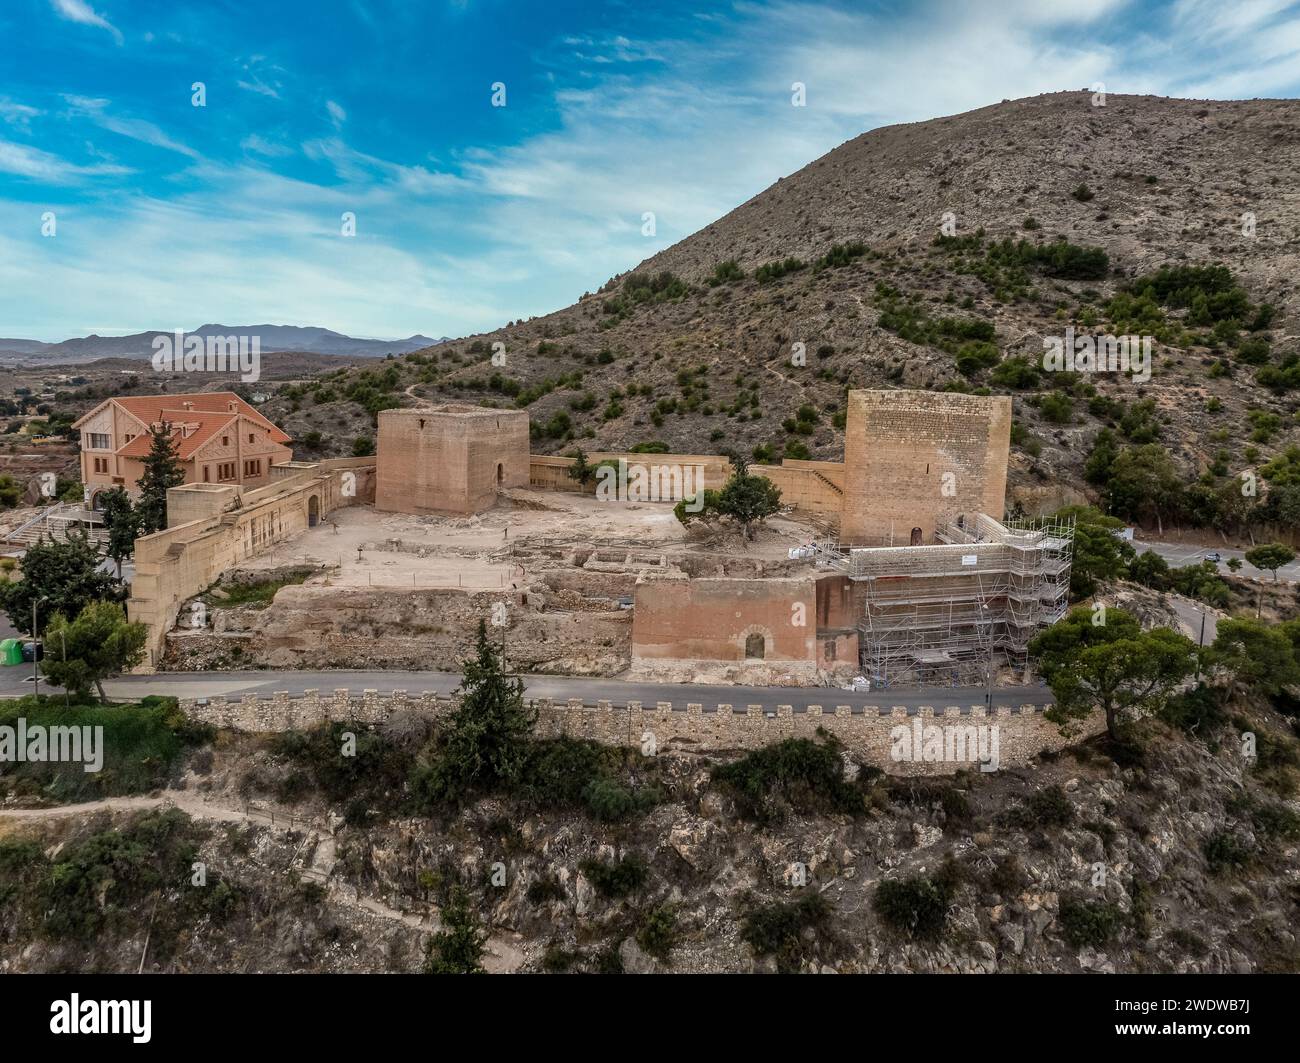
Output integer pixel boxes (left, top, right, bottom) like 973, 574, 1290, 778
308, 495, 320, 527
497, 462, 504, 484
744, 632, 766, 660
910, 526, 922, 545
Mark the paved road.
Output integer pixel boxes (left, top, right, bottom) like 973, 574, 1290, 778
1135, 539, 1300, 582
0, 666, 1052, 712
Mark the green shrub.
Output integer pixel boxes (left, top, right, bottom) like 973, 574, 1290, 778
1006, 784, 1075, 829
635, 903, 678, 962
1202, 830, 1252, 874
711, 732, 865, 823
873, 857, 962, 941
1058, 897, 1126, 948
579, 854, 648, 899
0, 696, 205, 802
740, 893, 831, 972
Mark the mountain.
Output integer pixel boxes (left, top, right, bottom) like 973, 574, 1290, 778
0, 325, 445, 365
271, 90, 1297, 520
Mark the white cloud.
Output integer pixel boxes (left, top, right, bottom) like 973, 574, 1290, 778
49, 0, 123, 45
326, 99, 347, 127
62, 95, 199, 158
0, 99, 42, 132
0, 138, 130, 182
241, 133, 293, 157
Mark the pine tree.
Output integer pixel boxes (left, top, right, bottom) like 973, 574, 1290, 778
423, 887, 487, 974
98, 486, 139, 578
415, 620, 536, 804
135, 422, 185, 535
0, 528, 123, 635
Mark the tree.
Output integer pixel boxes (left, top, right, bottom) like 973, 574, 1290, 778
566, 448, 597, 488
413, 620, 536, 804
0, 473, 21, 508
1057, 506, 1134, 599
98, 486, 139, 578
0, 529, 123, 636
423, 887, 486, 974
41, 601, 147, 702
1030, 606, 1198, 741
1244, 542, 1296, 582
135, 422, 184, 536
676, 456, 782, 541
1211, 617, 1300, 699
1105, 444, 1184, 534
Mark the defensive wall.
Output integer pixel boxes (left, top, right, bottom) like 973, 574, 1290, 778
177, 688, 1105, 776
128, 456, 377, 669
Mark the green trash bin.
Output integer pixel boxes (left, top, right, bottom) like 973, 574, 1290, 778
0, 638, 22, 666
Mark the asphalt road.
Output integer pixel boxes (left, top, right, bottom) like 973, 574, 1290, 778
1134, 539, 1300, 582
0, 666, 1053, 713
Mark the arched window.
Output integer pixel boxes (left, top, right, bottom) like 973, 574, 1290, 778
744, 633, 766, 660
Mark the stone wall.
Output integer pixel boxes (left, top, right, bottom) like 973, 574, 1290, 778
841, 390, 1011, 545
128, 457, 377, 669
178, 689, 1105, 776
751, 460, 845, 517
376, 405, 529, 515
632, 577, 817, 666
529, 452, 733, 497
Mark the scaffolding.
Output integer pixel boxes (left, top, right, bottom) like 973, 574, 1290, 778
815, 513, 1074, 690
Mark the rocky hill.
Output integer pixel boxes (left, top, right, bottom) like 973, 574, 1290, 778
259, 92, 1300, 524
2, 675, 1297, 974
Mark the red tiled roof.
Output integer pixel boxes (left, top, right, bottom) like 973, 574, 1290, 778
116, 414, 233, 459
75, 391, 291, 459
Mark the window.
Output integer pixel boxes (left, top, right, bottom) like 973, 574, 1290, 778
202, 466, 209, 482
243, 459, 262, 478
218, 463, 236, 481
221, 436, 229, 447
248, 433, 255, 444
85, 433, 110, 449
92, 457, 109, 474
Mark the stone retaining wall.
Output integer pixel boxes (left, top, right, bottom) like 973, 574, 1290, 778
179, 689, 1103, 776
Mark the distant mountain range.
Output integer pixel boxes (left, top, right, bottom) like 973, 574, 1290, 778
0, 325, 446, 365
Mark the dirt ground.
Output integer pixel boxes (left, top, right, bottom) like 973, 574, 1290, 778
235, 488, 825, 591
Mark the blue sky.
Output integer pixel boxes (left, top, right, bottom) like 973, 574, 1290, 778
2, 0, 1300, 341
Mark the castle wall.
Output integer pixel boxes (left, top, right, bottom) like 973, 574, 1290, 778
751, 460, 845, 516
376, 406, 529, 515
840, 390, 1011, 545
632, 577, 817, 665
178, 689, 1105, 777
128, 458, 376, 669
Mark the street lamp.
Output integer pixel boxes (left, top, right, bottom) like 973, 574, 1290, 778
32, 595, 48, 698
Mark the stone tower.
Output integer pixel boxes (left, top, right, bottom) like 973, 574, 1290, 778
375, 404, 529, 515
839, 389, 1011, 545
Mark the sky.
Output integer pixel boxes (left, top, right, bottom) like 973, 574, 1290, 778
2, 0, 1300, 342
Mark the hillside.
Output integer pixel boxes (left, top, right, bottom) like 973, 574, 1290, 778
260, 92, 1300, 531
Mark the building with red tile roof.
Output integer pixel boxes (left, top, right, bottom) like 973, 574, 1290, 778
71, 392, 293, 507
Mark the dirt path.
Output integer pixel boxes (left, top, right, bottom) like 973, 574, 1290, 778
0, 792, 525, 972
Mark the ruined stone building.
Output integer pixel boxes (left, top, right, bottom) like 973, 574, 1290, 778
628, 388, 1070, 688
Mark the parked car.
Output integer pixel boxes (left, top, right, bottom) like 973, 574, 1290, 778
21, 640, 43, 663
1205, 552, 1222, 563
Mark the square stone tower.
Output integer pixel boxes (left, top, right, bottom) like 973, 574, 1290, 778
840, 389, 1011, 545
376, 404, 530, 515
